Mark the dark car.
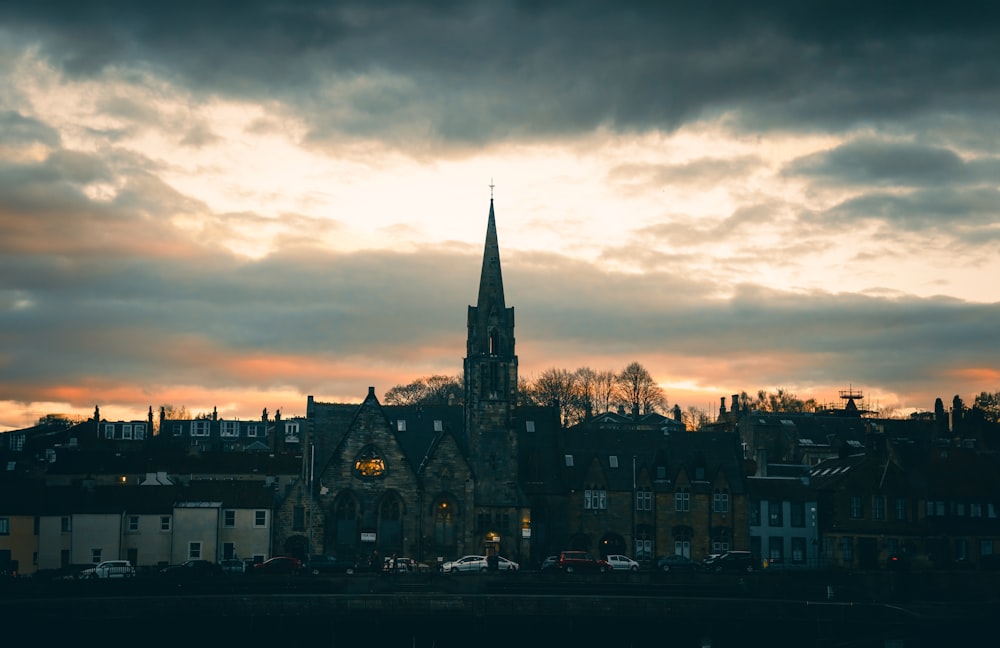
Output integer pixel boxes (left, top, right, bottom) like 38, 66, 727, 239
555, 550, 612, 573
702, 550, 756, 573
539, 555, 558, 571
655, 554, 697, 573
305, 554, 357, 575
251, 556, 304, 575
158, 559, 223, 579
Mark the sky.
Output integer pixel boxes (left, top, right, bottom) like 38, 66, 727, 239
2, 1, 1000, 431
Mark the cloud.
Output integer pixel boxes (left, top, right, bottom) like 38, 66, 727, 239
5, 2, 1000, 147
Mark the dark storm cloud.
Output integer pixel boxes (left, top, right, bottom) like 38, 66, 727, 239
4, 1, 999, 144
787, 140, 980, 188
0, 111, 62, 148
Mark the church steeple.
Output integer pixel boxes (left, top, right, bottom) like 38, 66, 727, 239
464, 197, 519, 504
475, 199, 506, 314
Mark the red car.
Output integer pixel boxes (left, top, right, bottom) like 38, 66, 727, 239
555, 550, 612, 573
252, 556, 303, 575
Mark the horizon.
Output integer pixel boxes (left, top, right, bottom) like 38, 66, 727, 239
3, 2, 999, 431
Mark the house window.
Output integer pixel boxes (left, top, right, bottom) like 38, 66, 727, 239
9, 433, 25, 451
396, 420, 406, 432
790, 502, 805, 527
609, 455, 619, 468
0, 518, 8, 535
768, 537, 784, 564
584, 489, 607, 510
434, 420, 444, 432
222, 542, 236, 560
675, 540, 691, 558
293, 506, 305, 531
656, 466, 666, 480
713, 490, 729, 513
220, 421, 239, 437
133, 423, 145, 440
192, 421, 209, 437
127, 516, 139, 532
223, 510, 236, 528
791, 537, 806, 564
768, 501, 783, 527
675, 489, 690, 512
895, 498, 908, 521
189, 542, 201, 560
525, 420, 535, 433
172, 423, 183, 436
850, 496, 863, 519
971, 502, 983, 517
981, 540, 994, 556
841, 537, 854, 562
122, 425, 132, 440
749, 500, 761, 526
160, 516, 171, 531
91, 549, 102, 563
872, 496, 886, 520
564, 454, 574, 467
711, 540, 730, 553
284, 422, 299, 442
104, 424, 115, 439
636, 489, 652, 511
247, 425, 259, 437
254, 510, 267, 528
61, 516, 72, 532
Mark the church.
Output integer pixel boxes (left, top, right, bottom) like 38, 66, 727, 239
275, 199, 563, 567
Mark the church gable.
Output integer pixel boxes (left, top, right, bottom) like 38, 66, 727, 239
318, 387, 418, 493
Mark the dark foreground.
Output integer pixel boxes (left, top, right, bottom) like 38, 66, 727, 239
2, 569, 996, 647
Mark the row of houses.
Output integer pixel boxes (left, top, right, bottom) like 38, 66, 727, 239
3, 199, 999, 576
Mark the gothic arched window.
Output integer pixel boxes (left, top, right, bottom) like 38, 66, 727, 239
353, 445, 386, 479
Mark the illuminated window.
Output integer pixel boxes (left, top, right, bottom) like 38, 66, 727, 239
354, 446, 387, 479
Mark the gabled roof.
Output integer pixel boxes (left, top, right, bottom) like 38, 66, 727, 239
558, 425, 746, 494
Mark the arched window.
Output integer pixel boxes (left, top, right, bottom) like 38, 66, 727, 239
433, 496, 457, 548
333, 493, 360, 550
379, 493, 404, 552
353, 445, 386, 479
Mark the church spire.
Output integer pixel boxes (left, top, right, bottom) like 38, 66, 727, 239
475, 199, 506, 315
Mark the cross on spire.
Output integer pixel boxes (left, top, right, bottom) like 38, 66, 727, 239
489, 178, 495, 199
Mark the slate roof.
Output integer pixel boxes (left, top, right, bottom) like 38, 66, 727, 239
559, 420, 747, 494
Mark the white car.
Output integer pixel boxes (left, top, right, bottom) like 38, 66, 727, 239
605, 554, 640, 571
440, 555, 519, 572
79, 560, 136, 579
440, 555, 488, 572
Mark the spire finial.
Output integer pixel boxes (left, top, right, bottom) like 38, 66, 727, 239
489, 178, 495, 200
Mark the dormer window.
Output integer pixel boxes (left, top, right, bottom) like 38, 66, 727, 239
397, 420, 406, 432
609, 455, 619, 468
434, 420, 443, 432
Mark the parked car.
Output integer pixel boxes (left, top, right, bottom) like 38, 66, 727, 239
702, 550, 757, 573
305, 554, 357, 575
440, 555, 488, 573
540, 555, 558, 571
251, 556, 304, 575
555, 551, 612, 573
491, 555, 519, 571
655, 554, 698, 573
605, 554, 640, 571
158, 559, 222, 579
219, 559, 247, 574
384, 556, 431, 573
79, 560, 135, 579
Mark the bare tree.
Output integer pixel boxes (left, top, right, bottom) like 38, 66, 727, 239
528, 368, 581, 424
684, 406, 711, 431
384, 374, 463, 406
750, 388, 818, 413
592, 370, 618, 415
574, 367, 599, 419
615, 361, 667, 416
